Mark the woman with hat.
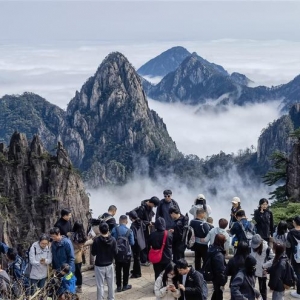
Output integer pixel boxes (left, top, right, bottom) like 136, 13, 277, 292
250, 234, 274, 300
189, 194, 212, 219
229, 197, 242, 229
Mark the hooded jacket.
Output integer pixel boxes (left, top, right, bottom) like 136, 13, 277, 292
91, 235, 117, 267
135, 200, 155, 228
156, 198, 180, 230
178, 266, 204, 300
286, 228, 300, 265
51, 236, 75, 272
204, 227, 230, 251
148, 218, 173, 264
99, 212, 117, 232
130, 219, 146, 252
29, 241, 52, 280
173, 214, 189, 247
254, 209, 274, 240
207, 245, 227, 286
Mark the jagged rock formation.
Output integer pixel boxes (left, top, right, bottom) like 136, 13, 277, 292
137, 46, 191, 77
230, 72, 253, 86
0, 132, 89, 247
66, 52, 181, 187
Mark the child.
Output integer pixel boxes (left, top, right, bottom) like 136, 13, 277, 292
57, 263, 77, 299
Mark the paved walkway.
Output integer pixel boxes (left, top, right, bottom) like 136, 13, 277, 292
80, 258, 296, 300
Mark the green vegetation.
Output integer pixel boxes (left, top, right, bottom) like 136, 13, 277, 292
271, 202, 300, 224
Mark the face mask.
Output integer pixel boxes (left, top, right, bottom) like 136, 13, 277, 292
167, 274, 175, 279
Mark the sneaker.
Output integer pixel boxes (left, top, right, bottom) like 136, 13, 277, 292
122, 285, 132, 291
116, 286, 122, 293
130, 274, 141, 278
291, 291, 300, 298
141, 262, 151, 266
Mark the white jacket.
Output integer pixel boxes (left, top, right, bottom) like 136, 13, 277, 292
250, 240, 274, 278
154, 273, 181, 300
204, 227, 230, 251
29, 241, 52, 280
189, 204, 212, 218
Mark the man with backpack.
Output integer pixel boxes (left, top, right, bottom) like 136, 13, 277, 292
286, 215, 300, 298
169, 207, 189, 263
230, 210, 255, 248
98, 205, 117, 232
176, 258, 207, 300
189, 208, 210, 271
54, 208, 72, 237
111, 215, 134, 292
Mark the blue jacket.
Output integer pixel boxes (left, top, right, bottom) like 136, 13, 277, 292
0, 242, 8, 254
51, 236, 75, 272
111, 224, 135, 246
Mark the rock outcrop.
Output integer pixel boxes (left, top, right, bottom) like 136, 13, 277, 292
0, 132, 89, 247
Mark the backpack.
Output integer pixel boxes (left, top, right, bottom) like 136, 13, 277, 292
24, 245, 37, 277
115, 226, 132, 263
293, 236, 300, 263
202, 255, 213, 282
182, 225, 195, 250
199, 272, 208, 300
240, 220, 255, 244
283, 260, 297, 288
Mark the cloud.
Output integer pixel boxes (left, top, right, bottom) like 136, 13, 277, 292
148, 99, 280, 158
88, 166, 273, 227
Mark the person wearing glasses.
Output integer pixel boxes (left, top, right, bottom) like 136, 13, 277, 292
156, 190, 181, 230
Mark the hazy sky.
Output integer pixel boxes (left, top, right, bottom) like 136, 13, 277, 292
0, 1, 300, 41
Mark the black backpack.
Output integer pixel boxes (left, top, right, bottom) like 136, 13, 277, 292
115, 226, 132, 263
283, 260, 297, 288
202, 255, 213, 282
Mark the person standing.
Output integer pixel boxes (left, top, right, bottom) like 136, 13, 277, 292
98, 205, 117, 232
156, 190, 181, 230
133, 196, 160, 266
127, 210, 146, 279
50, 227, 75, 273
54, 208, 72, 237
286, 215, 300, 298
189, 194, 212, 218
111, 215, 134, 292
229, 197, 242, 229
254, 198, 274, 243
148, 217, 173, 280
176, 258, 205, 300
189, 208, 210, 271
169, 207, 189, 263
91, 222, 117, 300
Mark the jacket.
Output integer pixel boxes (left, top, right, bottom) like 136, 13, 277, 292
156, 199, 180, 230
111, 224, 135, 246
130, 219, 146, 252
253, 209, 274, 240
154, 273, 181, 300
173, 214, 189, 248
29, 241, 52, 280
229, 206, 241, 228
207, 245, 227, 286
0, 242, 8, 254
204, 227, 230, 251
54, 218, 72, 237
51, 236, 75, 272
189, 218, 210, 245
99, 212, 117, 232
230, 218, 255, 243
250, 240, 274, 277
135, 200, 155, 228
178, 266, 204, 300
91, 235, 117, 267
231, 270, 260, 300
226, 255, 247, 286
189, 204, 212, 218
266, 254, 288, 292
148, 218, 173, 264
286, 228, 300, 266
57, 271, 76, 295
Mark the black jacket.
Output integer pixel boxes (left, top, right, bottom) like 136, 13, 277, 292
100, 213, 117, 232
148, 218, 173, 264
231, 270, 259, 300
230, 218, 255, 243
267, 254, 288, 292
178, 266, 204, 300
286, 228, 300, 266
54, 218, 72, 237
156, 198, 180, 230
226, 255, 246, 286
173, 214, 189, 247
254, 209, 274, 239
130, 219, 146, 252
91, 235, 117, 267
207, 245, 227, 286
135, 200, 155, 228
189, 218, 210, 241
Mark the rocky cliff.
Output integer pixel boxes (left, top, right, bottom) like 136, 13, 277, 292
0, 132, 89, 247
66, 52, 181, 187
